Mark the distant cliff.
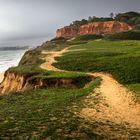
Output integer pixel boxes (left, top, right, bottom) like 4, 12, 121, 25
56, 21, 132, 38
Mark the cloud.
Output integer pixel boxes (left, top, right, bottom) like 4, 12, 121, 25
0, 0, 140, 46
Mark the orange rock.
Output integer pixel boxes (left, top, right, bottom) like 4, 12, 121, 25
56, 25, 79, 38
56, 21, 132, 38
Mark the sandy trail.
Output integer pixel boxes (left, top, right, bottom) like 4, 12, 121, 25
81, 73, 140, 128
40, 48, 86, 72
40, 47, 140, 137
40, 48, 69, 72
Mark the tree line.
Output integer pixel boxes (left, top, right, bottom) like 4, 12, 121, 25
70, 11, 140, 30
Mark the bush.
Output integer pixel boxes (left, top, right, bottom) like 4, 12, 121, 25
134, 24, 140, 30
115, 11, 140, 25
74, 34, 103, 41
106, 31, 140, 40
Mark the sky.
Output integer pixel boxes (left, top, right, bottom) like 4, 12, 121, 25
0, 0, 140, 47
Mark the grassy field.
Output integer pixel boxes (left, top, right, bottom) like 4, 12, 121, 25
0, 38, 140, 139
54, 40, 140, 93
8, 39, 88, 83
0, 39, 103, 139
0, 79, 101, 139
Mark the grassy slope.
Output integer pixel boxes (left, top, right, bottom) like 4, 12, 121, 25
0, 39, 102, 139
0, 38, 140, 138
8, 39, 88, 80
54, 40, 140, 93
0, 79, 101, 139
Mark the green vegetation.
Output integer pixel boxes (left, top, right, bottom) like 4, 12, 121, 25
70, 17, 114, 26
0, 17, 140, 138
106, 30, 140, 40
128, 83, 140, 95
9, 39, 86, 78
0, 38, 104, 138
6, 38, 93, 92
41, 38, 69, 51
19, 48, 43, 66
115, 11, 140, 26
54, 40, 140, 86
73, 34, 103, 42
70, 11, 140, 29
0, 78, 101, 139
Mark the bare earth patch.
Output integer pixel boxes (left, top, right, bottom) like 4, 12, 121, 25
0, 73, 4, 83
81, 73, 140, 128
40, 48, 68, 72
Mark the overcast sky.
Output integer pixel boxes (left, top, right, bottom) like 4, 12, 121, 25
0, 0, 140, 47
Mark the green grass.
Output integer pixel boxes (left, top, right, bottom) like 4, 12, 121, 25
106, 30, 140, 40
0, 78, 101, 139
41, 38, 69, 51
54, 40, 140, 86
128, 83, 140, 95
8, 39, 89, 81
73, 34, 103, 41
1, 36, 140, 138
0, 39, 104, 139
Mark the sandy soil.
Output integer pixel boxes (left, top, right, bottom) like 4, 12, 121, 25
0, 73, 4, 83
81, 73, 140, 128
40, 48, 86, 71
40, 48, 68, 72
40, 47, 140, 137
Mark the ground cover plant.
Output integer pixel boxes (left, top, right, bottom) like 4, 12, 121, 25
0, 78, 101, 139
0, 36, 140, 139
54, 40, 140, 93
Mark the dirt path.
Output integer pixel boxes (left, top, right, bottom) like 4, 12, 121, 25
40, 48, 68, 72
82, 73, 140, 127
40, 47, 140, 138
40, 48, 86, 72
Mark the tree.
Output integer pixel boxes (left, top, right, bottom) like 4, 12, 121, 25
88, 16, 93, 22
110, 13, 114, 19
115, 11, 140, 25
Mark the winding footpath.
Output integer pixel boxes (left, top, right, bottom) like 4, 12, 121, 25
40, 47, 140, 138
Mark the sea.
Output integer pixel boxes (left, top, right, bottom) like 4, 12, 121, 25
0, 49, 27, 73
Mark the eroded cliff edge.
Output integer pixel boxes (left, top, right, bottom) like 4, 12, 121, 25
56, 21, 132, 38
0, 72, 92, 94
0, 41, 93, 95
0, 21, 133, 94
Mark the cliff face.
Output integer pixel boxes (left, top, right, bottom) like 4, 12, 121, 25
0, 72, 27, 94
56, 21, 132, 38
56, 26, 79, 38
0, 72, 92, 94
0, 72, 25, 94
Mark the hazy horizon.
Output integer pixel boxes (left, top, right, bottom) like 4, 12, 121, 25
0, 0, 140, 47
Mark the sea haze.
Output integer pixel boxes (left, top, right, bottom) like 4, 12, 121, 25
0, 47, 28, 73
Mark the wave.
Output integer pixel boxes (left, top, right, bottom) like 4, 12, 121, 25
0, 50, 27, 73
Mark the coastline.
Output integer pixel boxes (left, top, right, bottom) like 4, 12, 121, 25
0, 49, 28, 84
0, 73, 4, 83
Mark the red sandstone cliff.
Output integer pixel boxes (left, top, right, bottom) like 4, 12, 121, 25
56, 21, 132, 38
56, 25, 79, 38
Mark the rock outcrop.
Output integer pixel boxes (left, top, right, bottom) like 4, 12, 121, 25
0, 72, 27, 94
0, 72, 92, 94
56, 21, 132, 38
56, 25, 79, 38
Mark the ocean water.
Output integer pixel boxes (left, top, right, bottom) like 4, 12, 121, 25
0, 50, 27, 73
